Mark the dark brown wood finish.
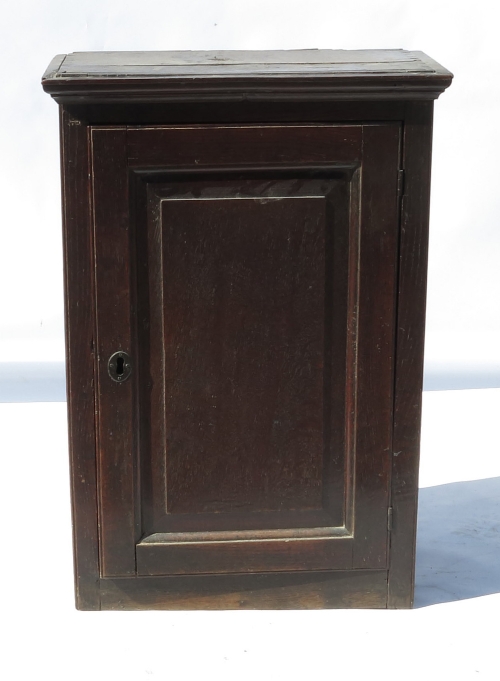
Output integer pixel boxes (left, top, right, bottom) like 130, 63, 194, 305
146, 184, 340, 526
131, 126, 361, 556
352, 124, 400, 569
91, 123, 399, 580
91, 129, 138, 577
43, 50, 452, 610
59, 100, 409, 127
59, 110, 100, 609
42, 49, 452, 103
387, 102, 435, 608
99, 570, 388, 610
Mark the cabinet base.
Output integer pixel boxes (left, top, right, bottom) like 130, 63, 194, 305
78, 569, 404, 610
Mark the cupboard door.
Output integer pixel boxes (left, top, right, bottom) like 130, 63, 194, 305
91, 124, 400, 577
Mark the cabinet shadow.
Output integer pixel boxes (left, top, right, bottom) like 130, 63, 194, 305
415, 477, 500, 607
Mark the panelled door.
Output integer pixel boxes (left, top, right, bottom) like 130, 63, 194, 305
91, 123, 401, 578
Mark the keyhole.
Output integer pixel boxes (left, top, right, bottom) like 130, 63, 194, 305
116, 356, 124, 376
108, 351, 131, 382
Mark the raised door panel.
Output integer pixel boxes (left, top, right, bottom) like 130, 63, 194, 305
91, 124, 400, 577
137, 175, 352, 575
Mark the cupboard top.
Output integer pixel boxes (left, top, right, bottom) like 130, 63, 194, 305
42, 49, 452, 103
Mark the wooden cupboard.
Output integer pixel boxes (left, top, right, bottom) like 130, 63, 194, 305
42, 49, 452, 609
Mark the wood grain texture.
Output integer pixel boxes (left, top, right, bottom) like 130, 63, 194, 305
92, 128, 138, 577
60, 109, 100, 609
388, 102, 434, 608
159, 196, 326, 515
143, 180, 349, 528
99, 569, 388, 610
352, 124, 401, 568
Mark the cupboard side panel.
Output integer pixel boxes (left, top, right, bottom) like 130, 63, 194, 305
60, 109, 100, 609
388, 102, 434, 608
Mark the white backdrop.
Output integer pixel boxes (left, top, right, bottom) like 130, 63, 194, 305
1, 0, 499, 383
2, 6, 500, 677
